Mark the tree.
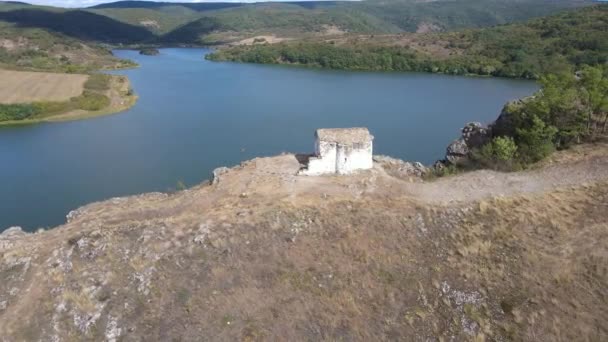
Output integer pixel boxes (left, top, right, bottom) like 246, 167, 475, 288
578, 65, 608, 135
515, 115, 558, 163
474, 136, 518, 170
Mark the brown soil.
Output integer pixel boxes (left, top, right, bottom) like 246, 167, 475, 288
0, 144, 607, 341
231, 35, 291, 46
0, 69, 88, 104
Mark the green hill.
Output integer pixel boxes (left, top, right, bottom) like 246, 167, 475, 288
208, 4, 608, 79
0, 0, 596, 46
0, 0, 599, 71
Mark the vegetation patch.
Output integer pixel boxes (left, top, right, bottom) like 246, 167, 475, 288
208, 5, 607, 79
0, 72, 132, 123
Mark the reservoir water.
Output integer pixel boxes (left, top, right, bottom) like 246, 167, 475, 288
0, 48, 538, 231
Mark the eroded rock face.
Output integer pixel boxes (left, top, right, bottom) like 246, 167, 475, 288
461, 122, 491, 148
0, 226, 26, 250
445, 122, 492, 165
446, 138, 469, 164
373, 155, 428, 177
212, 167, 230, 185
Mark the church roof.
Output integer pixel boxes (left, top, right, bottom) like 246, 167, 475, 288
315, 127, 373, 145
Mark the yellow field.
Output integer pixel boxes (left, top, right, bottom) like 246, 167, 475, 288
0, 69, 88, 104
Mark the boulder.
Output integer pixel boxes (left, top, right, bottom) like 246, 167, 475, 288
461, 122, 491, 148
373, 155, 427, 177
1, 226, 24, 237
211, 167, 230, 185
446, 138, 469, 164
445, 122, 492, 165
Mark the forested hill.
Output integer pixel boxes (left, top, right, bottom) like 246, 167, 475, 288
207, 4, 608, 79
0, 0, 599, 72
0, 0, 595, 45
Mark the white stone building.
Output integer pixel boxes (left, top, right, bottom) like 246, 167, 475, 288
299, 127, 374, 175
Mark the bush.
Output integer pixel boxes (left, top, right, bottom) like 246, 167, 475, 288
0, 104, 40, 121
473, 136, 519, 170
32, 101, 72, 116
72, 91, 110, 111
84, 74, 111, 91
515, 115, 558, 163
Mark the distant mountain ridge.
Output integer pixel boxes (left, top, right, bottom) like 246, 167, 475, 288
0, 0, 595, 46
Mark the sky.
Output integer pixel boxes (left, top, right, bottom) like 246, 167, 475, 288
18, 0, 339, 8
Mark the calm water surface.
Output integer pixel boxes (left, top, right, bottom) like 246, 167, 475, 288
0, 48, 538, 231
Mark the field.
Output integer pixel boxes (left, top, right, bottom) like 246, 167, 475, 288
0, 70, 88, 104
0, 72, 137, 125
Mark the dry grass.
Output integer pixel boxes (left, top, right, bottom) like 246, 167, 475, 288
0, 147, 606, 340
0, 69, 88, 104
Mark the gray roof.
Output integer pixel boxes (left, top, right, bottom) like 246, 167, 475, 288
315, 127, 373, 145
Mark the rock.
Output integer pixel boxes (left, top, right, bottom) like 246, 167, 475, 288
433, 160, 448, 171
461, 122, 491, 148
211, 167, 230, 185
1, 226, 24, 237
66, 209, 83, 223
373, 155, 428, 177
139, 48, 159, 56
446, 138, 469, 164
444, 122, 492, 165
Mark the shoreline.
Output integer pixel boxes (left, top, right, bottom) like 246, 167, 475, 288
0, 74, 138, 127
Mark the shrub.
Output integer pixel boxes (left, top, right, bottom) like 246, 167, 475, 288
72, 91, 110, 111
32, 101, 72, 116
473, 136, 519, 170
515, 115, 558, 163
0, 104, 40, 121
84, 74, 111, 91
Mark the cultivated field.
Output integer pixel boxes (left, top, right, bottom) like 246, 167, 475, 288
0, 69, 88, 104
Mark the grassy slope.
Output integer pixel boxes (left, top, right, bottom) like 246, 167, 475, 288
0, 21, 136, 73
207, 5, 608, 79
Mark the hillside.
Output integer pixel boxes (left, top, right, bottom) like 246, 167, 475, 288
0, 143, 607, 340
0, 21, 136, 72
207, 4, 608, 78
0, 4, 139, 123
0, 0, 595, 46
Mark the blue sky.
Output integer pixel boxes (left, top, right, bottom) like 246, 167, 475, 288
22, 0, 339, 8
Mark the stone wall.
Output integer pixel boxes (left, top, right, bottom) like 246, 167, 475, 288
300, 139, 373, 176
336, 142, 373, 174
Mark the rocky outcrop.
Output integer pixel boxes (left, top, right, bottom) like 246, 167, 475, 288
373, 155, 428, 178
446, 138, 469, 164
211, 166, 230, 185
444, 122, 492, 165
0, 226, 27, 250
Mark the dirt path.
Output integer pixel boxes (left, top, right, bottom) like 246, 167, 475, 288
195, 143, 608, 211
404, 144, 608, 204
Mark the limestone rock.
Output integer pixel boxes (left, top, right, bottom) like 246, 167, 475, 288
373, 155, 427, 177
211, 167, 230, 185
461, 122, 491, 148
1, 226, 24, 237
446, 138, 469, 164
445, 122, 492, 165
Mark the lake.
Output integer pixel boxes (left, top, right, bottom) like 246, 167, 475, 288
0, 48, 538, 231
